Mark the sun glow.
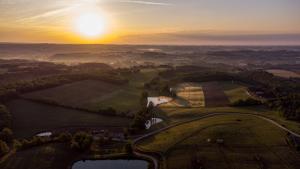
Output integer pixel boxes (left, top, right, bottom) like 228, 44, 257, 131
75, 13, 106, 38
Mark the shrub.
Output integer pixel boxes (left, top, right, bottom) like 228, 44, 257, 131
18, 136, 48, 149
70, 132, 93, 152
231, 98, 262, 107
55, 132, 72, 142
12, 139, 22, 150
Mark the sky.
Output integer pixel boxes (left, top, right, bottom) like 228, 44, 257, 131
0, 0, 300, 45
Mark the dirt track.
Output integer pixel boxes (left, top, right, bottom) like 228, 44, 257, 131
202, 82, 229, 107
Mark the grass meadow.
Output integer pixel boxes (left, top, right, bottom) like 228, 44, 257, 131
137, 114, 300, 169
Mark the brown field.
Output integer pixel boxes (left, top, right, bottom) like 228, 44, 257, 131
202, 82, 230, 107
161, 82, 233, 108
175, 83, 205, 107
162, 83, 205, 108
267, 69, 300, 78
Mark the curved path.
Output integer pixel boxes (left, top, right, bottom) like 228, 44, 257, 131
132, 112, 300, 169
133, 150, 159, 169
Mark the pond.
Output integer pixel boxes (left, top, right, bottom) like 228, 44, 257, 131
72, 160, 149, 169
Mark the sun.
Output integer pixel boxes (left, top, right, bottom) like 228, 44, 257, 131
75, 13, 106, 38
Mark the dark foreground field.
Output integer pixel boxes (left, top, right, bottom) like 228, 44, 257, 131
7, 99, 131, 138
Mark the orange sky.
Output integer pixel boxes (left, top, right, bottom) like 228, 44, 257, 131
0, 0, 300, 45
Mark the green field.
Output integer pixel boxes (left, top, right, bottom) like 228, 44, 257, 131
137, 114, 300, 169
23, 80, 120, 110
198, 81, 251, 104
23, 68, 160, 113
6, 99, 131, 138
219, 81, 251, 103
95, 68, 161, 111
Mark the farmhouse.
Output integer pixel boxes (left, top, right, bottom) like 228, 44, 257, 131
145, 118, 163, 129
147, 96, 172, 107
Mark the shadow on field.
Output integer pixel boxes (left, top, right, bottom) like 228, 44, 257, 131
202, 82, 230, 107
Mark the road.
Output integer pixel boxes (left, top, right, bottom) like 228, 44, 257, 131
132, 112, 300, 169
133, 150, 159, 169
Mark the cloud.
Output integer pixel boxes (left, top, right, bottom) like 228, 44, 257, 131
17, 4, 80, 22
119, 0, 171, 6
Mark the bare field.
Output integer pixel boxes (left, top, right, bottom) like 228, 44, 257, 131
162, 83, 205, 108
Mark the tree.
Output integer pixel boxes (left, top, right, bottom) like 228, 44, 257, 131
0, 140, 9, 155
70, 132, 93, 152
159, 84, 171, 96
125, 142, 133, 154
0, 128, 13, 143
140, 91, 149, 107
123, 128, 129, 140
131, 113, 147, 130
131, 105, 154, 130
231, 98, 262, 107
